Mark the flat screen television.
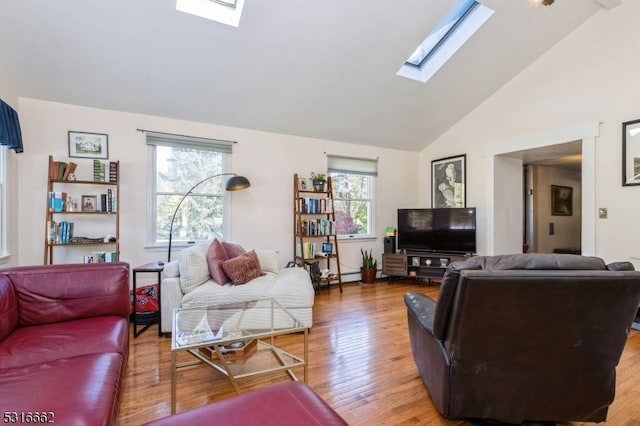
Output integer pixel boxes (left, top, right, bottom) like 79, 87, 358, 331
397, 207, 476, 254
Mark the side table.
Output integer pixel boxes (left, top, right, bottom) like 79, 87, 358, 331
132, 262, 164, 338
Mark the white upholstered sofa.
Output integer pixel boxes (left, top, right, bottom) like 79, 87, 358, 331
160, 240, 315, 333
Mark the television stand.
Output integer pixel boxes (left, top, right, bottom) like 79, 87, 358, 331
382, 251, 471, 284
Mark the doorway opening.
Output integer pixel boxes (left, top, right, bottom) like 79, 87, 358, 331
486, 121, 598, 256
520, 141, 582, 254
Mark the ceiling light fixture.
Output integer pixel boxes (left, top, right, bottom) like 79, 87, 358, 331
536, 0, 555, 5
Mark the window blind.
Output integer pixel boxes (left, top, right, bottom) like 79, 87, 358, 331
144, 130, 233, 153
327, 154, 377, 176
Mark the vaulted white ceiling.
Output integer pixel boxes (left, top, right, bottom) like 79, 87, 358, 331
0, 1, 609, 151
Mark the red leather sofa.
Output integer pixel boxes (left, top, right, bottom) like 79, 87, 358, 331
0, 262, 130, 426
143, 381, 347, 425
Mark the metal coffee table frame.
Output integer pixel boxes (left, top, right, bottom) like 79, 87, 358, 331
170, 298, 309, 414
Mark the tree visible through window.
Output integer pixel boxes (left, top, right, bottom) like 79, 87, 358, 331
330, 173, 373, 237
148, 133, 232, 247
327, 155, 377, 239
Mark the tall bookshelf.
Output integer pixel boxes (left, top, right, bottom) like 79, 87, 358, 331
44, 155, 120, 265
293, 173, 342, 292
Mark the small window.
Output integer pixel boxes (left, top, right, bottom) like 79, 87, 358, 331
146, 132, 233, 248
327, 155, 378, 239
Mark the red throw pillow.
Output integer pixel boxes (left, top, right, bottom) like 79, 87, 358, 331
129, 284, 159, 313
222, 241, 246, 259
207, 239, 230, 285
221, 250, 265, 285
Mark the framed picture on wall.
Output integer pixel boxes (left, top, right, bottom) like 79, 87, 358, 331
431, 154, 466, 208
68, 131, 109, 159
551, 185, 572, 216
622, 119, 640, 186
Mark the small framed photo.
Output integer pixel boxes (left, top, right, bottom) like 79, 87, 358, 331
68, 131, 109, 159
432, 154, 466, 208
551, 185, 572, 216
622, 119, 640, 186
298, 177, 310, 191
81, 195, 97, 212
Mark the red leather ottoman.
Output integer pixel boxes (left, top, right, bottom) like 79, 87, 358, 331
144, 381, 347, 425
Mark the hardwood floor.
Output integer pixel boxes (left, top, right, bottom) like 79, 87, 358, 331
117, 280, 640, 425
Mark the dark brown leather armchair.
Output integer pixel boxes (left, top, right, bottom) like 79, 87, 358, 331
405, 253, 640, 424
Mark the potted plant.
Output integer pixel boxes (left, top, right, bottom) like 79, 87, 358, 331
310, 172, 326, 192
360, 248, 378, 284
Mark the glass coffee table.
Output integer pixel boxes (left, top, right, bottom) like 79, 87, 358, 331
171, 298, 309, 413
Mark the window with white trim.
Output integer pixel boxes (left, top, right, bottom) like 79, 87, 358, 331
327, 155, 377, 239
146, 132, 233, 248
0, 146, 7, 262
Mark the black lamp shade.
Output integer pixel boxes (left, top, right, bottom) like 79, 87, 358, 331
226, 175, 250, 191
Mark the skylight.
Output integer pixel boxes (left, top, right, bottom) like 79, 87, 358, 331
397, 0, 494, 83
176, 0, 245, 27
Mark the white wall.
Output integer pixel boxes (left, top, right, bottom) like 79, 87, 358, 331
420, 1, 640, 266
15, 98, 418, 280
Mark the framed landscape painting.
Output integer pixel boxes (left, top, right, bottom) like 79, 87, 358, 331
551, 185, 572, 216
431, 154, 466, 208
68, 131, 109, 159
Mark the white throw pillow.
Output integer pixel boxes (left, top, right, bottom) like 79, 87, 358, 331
178, 242, 211, 293
255, 250, 279, 274
163, 260, 180, 278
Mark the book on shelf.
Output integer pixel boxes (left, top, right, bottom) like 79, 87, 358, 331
93, 160, 106, 182
48, 158, 79, 181
95, 189, 118, 212
298, 197, 332, 214
109, 161, 118, 183
82, 251, 118, 263
92, 160, 118, 183
107, 189, 112, 212
300, 218, 335, 236
62, 162, 77, 180
57, 162, 66, 180
69, 236, 107, 243
296, 242, 316, 259
49, 161, 66, 181
48, 161, 57, 181
48, 191, 68, 212
47, 221, 74, 244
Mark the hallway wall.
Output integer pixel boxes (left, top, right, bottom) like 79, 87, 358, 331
530, 165, 582, 253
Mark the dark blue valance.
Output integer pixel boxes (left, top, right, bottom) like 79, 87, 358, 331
0, 99, 24, 153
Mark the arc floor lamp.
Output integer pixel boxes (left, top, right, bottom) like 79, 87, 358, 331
167, 173, 250, 262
